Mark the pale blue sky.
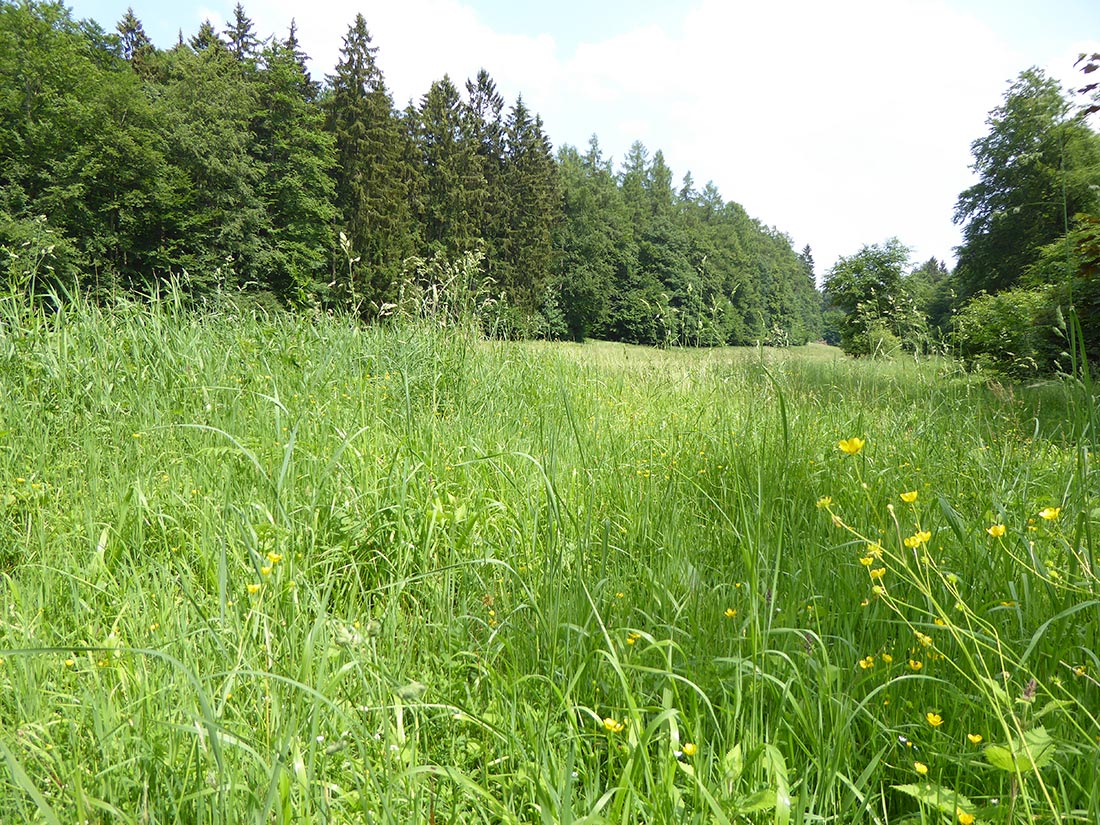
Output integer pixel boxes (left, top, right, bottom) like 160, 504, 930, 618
66, 0, 1100, 272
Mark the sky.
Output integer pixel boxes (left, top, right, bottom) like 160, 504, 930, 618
68, 0, 1100, 276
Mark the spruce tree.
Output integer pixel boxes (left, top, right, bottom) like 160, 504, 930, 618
499, 97, 561, 315
224, 3, 261, 62
325, 14, 411, 310
416, 75, 481, 257
253, 37, 336, 303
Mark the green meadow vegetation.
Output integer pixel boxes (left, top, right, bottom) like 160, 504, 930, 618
0, 287, 1096, 824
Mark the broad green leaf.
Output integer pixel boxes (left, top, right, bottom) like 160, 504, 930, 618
763, 743, 791, 825
722, 743, 744, 786
892, 782, 975, 818
983, 726, 1056, 773
739, 789, 778, 813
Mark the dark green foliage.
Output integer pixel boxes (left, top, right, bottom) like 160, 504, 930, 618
555, 136, 820, 346
498, 97, 561, 314
906, 257, 955, 333
116, 7, 154, 72
415, 76, 481, 258
325, 14, 411, 311
0, 4, 824, 345
553, 139, 632, 341
824, 238, 926, 356
0, 0, 172, 291
156, 42, 268, 293
223, 3, 260, 62
954, 69, 1100, 299
252, 37, 336, 305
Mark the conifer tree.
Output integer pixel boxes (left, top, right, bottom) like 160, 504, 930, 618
116, 8, 153, 66
253, 37, 336, 303
190, 19, 222, 52
325, 14, 411, 310
463, 69, 507, 278
416, 75, 481, 257
499, 97, 561, 314
224, 3, 261, 62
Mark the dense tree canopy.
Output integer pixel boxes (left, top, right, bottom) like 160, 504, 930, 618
953, 68, 1100, 299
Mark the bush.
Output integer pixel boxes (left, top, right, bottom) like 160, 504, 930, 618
952, 281, 1099, 377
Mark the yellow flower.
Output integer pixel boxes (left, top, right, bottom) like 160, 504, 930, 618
603, 717, 624, 733
266, 551, 283, 564
816, 496, 833, 508
900, 491, 918, 503
869, 567, 886, 579
1074, 665, 1087, 677
626, 632, 641, 646
859, 556, 874, 566
615, 592, 625, 599
871, 585, 885, 596
915, 631, 933, 648
882, 654, 893, 664
957, 808, 975, 825
859, 655, 875, 670
926, 712, 944, 727
914, 761, 928, 775
261, 565, 273, 576
1039, 506, 1061, 521
724, 607, 737, 618
967, 733, 983, 745
64, 658, 75, 667
838, 437, 865, 456
987, 524, 1006, 538
909, 659, 923, 671
682, 742, 698, 756
247, 583, 261, 594
866, 543, 884, 558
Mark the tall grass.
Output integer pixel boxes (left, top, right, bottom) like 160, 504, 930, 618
0, 292, 1096, 823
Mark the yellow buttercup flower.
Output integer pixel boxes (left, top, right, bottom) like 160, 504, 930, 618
900, 491, 918, 503
881, 654, 893, 663
859, 556, 874, 566
903, 530, 931, 549
838, 437, 865, 456
926, 712, 944, 727
987, 524, 1006, 538
869, 567, 886, 579
967, 733, 982, 745
859, 655, 875, 669
909, 659, 923, 671
1039, 506, 1061, 521
724, 607, 737, 618
603, 717, 624, 733
914, 761, 928, 775
957, 808, 975, 825
266, 551, 283, 564
682, 742, 697, 756
247, 583, 261, 594
816, 496, 832, 508
915, 631, 933, 648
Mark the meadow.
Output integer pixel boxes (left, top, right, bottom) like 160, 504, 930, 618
0, 290, 1097, 824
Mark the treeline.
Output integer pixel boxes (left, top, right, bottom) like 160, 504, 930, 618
0, 1, 822, 345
